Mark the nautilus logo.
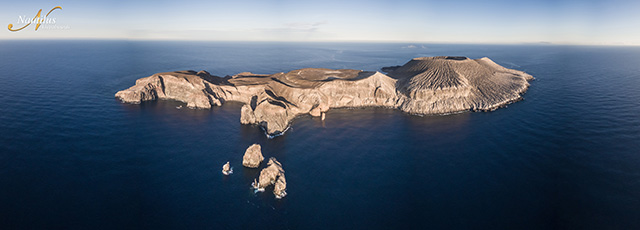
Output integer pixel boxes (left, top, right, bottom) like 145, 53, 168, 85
8, 6, 65, 32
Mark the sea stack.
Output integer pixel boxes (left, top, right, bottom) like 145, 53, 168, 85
222, 161, 232, 175
257, 157, 285, 190
115, 57, 533, 137
242, 144, 264, 168
252, 178, 261, 191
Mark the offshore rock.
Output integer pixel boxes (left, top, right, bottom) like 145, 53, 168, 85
257, 157, 284, 189
242, 144, 264, 168
222, 161, 232, 175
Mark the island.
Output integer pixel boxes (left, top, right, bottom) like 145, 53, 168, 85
115, 56, 533, 137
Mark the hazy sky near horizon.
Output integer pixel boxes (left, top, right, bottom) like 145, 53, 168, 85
1, 0, 640, 45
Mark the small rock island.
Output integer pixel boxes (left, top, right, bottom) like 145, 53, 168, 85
116, 56, 533, 136
242, 144, 264, 168
221, 161, 232, 175
256, 157, 286, 199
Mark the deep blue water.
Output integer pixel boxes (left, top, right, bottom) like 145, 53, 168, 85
0, 40, 639, 229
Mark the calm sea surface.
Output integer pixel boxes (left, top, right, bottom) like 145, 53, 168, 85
0, 41, 639, 229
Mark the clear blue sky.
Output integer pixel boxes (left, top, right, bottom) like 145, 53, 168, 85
1, 0, 640, 45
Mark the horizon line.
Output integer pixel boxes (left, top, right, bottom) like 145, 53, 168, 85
0, 38, 638, 47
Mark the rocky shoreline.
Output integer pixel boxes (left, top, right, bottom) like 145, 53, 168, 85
116, 56, 533, 136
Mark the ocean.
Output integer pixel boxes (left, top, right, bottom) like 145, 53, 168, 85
0, 40, 639, 229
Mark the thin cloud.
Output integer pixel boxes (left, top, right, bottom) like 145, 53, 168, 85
282, 21, 328, 32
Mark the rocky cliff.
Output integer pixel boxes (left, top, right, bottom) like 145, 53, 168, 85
115, 57, 533, 136
273, 174, 287, 199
